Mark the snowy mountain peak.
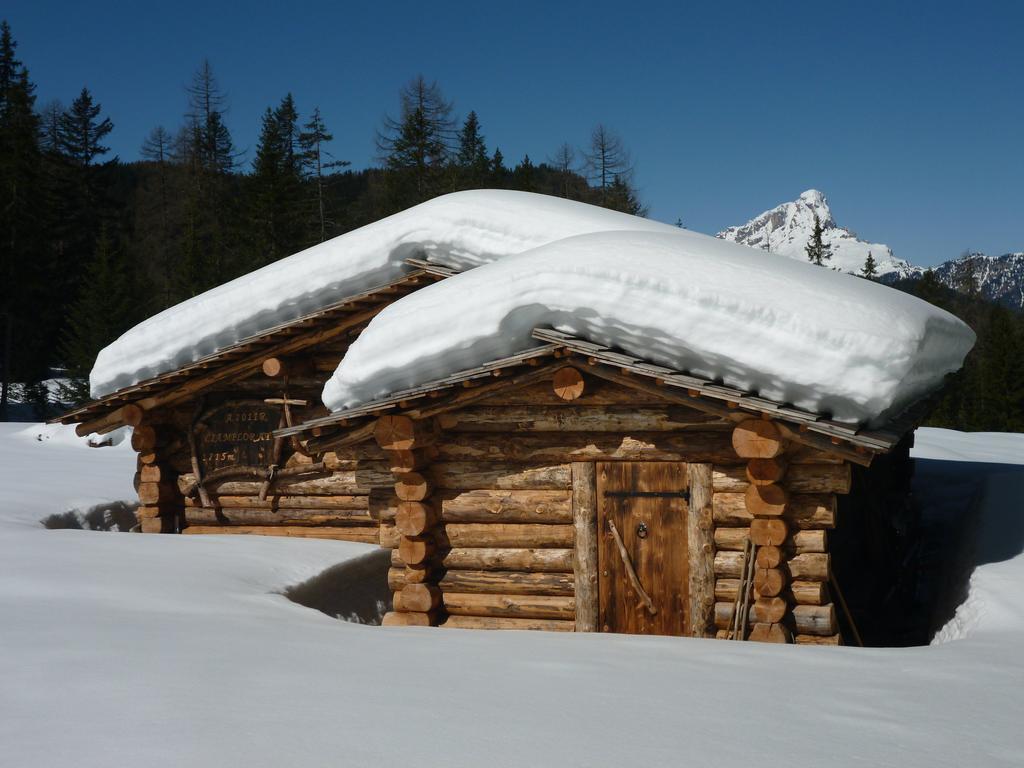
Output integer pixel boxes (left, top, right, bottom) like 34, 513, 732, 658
717, 190, 916, 278
798, 188, 828, 210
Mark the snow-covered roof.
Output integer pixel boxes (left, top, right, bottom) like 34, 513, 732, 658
89, 191, 678, 398
324, 229, 975, 426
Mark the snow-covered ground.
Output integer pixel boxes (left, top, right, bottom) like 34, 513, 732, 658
1, 423, 1022, 767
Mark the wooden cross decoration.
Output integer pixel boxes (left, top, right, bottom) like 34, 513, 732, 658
257, 394, 308, 501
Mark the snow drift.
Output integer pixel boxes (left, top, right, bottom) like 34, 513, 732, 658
324, 230, 975, 425
89, 191, 679, 398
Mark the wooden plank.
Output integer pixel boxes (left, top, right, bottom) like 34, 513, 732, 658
442, 592, 575, 620
181, 525, 379, 542
686, 463, 715, 638
440, 490, 572, 524
436, 405, 730, 432
430, 431, 735, 464
439, 616, 575, 632
441, 548, 574, 573
435, 570, 575, 596
426, 463, 571, 491
184, 494, 369, 510
572, 462, 599, 633
442, 523, 574, 548
183, 508, 373, 526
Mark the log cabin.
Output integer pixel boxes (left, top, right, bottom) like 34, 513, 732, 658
52, 190, 970, 646
52, 259, 456, 543
275, 327, 936, 645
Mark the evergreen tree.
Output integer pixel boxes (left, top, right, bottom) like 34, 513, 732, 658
186, 60, 235, 174
59, 227, 135, 402
603, 175, 646, 216
861, 251, 878, 279
805, 213, 832, 266
456, 110, 488, 188
175, 60, 236, 293
377, 76, 454, 206
248, 95, 305, 268
513, 154, 536, 192
490, 147, 507, 187
299, 106, 347, 242
37, 99, 62, 154
58, 88, 113, 166
140, 126, 177, 307
0, 21, 47, 417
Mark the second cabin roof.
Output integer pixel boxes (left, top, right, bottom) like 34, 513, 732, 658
277, 328, 937, 466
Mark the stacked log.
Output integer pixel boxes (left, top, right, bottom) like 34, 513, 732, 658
132, 427, 184, 533
375, 416, 445, 627
711, 418, 842, 644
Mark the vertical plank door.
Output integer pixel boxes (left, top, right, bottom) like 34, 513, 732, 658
597, 461, 690, 636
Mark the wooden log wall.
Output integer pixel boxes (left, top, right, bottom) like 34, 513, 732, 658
712, 418, 845, 644
377, 369, 741, 634
132, 347, 380, 544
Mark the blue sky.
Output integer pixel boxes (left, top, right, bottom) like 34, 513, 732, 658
6, 0, 1022, 266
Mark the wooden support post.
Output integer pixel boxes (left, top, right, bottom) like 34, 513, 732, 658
686, 463, 714, 638
571, 462, 598, 632
734, 420, 793, 643
375, 415, 442, 627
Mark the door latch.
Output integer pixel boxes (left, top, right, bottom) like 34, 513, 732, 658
636, 521, 649, 539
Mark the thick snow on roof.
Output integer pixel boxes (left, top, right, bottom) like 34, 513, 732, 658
89, 191, 677, 398
324, 229, 975, 425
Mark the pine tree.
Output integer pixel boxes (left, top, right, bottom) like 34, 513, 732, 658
140, 126, 176, 305
0, 21, 47, 417
490, 147, 507, 187
861, 251, 878, 279
603, 175, 646, 216
58, 88, 113, 166
59, 227, 135, 402
456, 110, 488, 188
377, 76, 454, 206
299, 107, 347, 242
249, 95, 305, 268
175, 60, 236, 292
805, 213, 832, 266
186, 60, 235, 174
513, 154, 536, 192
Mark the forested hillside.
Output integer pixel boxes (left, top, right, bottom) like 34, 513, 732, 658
0, 19, 1019, 432
0, 21, 642, 417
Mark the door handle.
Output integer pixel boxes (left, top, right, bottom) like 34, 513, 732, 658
607, 520, 657, 615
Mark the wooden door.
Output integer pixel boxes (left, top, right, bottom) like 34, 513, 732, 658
597, 462, 689, 636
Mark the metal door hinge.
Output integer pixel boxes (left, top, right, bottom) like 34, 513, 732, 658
603, 490, 690, 501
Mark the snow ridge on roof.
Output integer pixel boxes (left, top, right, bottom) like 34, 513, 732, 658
88, 191, 678, 398
324, 229, 975, 426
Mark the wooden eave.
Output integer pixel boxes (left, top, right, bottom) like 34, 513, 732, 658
279, 327, 939, 465
53, 263, 456, 428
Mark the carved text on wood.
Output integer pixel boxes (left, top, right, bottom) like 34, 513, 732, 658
198, 402, 281, 472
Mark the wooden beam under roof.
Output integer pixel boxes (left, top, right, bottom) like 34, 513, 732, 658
279, 327, 933, 460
